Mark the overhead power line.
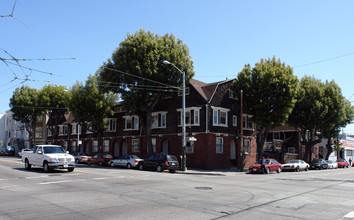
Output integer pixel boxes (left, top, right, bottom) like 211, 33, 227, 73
294, 51, 354, 68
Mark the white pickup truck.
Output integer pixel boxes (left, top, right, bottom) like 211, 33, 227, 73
22, 145, 75, 172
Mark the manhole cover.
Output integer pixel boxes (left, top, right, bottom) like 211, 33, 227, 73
195, 187, 212, 190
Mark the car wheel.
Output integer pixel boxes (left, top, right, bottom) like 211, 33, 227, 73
88, 161, 91, 166
75, 158, 79, 164
295, 166, 300, 172
110, 162, 115, 167
68, 168, 74, 172
266, 168, 270, 174
138, 163, 144, 170
277, 167, 281, 173
156, 165, 162, 172
43, 161, 51, 173
126, 163, 132, 169
98, 161, 103, 166
25, 159, 31, 170
305, 166, 309, 171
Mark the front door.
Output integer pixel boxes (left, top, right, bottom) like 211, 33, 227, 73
122, 141, 127, 155
162, 140, 169, 154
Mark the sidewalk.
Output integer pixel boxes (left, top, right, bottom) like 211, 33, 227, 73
176, 167, 247, 176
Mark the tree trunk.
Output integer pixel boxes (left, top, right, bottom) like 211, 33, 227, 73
325, 138, 333, 160
257, 127, 269, 161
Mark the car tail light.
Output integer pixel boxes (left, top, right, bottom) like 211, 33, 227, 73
134, 160, 139, 163
165, 160, 169, 166
177, 161, 179, 167
82, 156, 87, 159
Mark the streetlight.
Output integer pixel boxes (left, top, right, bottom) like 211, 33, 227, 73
163, 60, 187, 171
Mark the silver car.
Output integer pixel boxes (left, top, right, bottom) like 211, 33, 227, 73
72, 152, 92, 164
110, 155, 143, 169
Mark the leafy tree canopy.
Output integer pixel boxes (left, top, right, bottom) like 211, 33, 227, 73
234, 57, 299, 129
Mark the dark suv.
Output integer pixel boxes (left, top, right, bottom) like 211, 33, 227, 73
139, 154, 180, 173
0, 146, 15, 156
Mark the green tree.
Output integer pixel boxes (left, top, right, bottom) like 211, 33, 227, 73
67, 74, 118, 152
288, 76, 328, 162
9, 85, 44, 148
98, 29, 194, 154
39, 84, 70, 143
234, 57, 299, 160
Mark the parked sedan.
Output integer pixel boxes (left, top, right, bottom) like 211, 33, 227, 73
109, 155, 143, 169
139, 154, 180, 173
88, 154, 113, 166
248, 159, 282, 174
72, 152, 91, 164
0, 146, 15, 156
336, 159, 349, 168
309, 159, 328, 170
282, 160, 309, 172
326, 160, 338, 169
18, 148, 33, 158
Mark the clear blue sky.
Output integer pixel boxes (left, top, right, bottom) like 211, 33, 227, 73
1, 0, 353, 134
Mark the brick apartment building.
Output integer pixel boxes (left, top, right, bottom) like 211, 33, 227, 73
47, 79, 257, 170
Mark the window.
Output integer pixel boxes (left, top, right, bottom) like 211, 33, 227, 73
148, 138, 157, 153
35, 127, 43, 139
132, 139, 140, 152
244, 140, 250, 153
114, 106, 124, 113
59, 125, 68, 135
86, 122, 93, 134
178, 87, 189, 96
71, 141, 77, 152
243, 114, 254, 130
123, 115, 139, 130
151, 112, 167, 129
212, 107, 229, 127
63, 141, 68, 150
216, 137, 223, 154
288, 147, 296, 154
92, 141, 98, 152
186, 141, 194, 153
229, 90, 237, 99
103, 140, 109, 152
71, 123, 81, 135
107, 118, 116, 132
47, 128, 52, 137
177, 107, 201, 126
232, 115, 237, 126
347, 150, 353, 156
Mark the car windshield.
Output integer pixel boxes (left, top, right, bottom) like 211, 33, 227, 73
132, 155, 140, 159
312, 159, 322, 163
43, 146, 65, 154
167, 155, 178, 161
337, 159, 345, 162
288, 160, 299, 163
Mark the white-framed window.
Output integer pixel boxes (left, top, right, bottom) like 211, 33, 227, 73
103, 140, 110, 152
132, 139, 140, 152
92, 141, 98, 152
244, 139, 250, 154
229, 90, 237, 99
216, 137, 223, 154
148, 138, 157, 153
243, 114, 254, 130
177, 107, 201, 126
186, 141, 194, 153
152, 112, 167, 129
35, 127, 42, 138
347, 150, 353, 156
47, 128, 52, 137
232, 115, 237, 127
114, 106, 124, 113
71, 141, 77, 152
178, 87, 190, 96
212, 107, 229, 127
123, 115, 139, 130
71, 123, 81, 135
86, 122, 93, 134
107, 118, 116, 132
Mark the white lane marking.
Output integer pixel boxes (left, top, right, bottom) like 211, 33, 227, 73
25, 175, 48, 179
343, 211, 354, 219
39, 180, 74, 185
93, 177, 108, 180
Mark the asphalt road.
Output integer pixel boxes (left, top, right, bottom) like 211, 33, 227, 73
0, 156, 354, 220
